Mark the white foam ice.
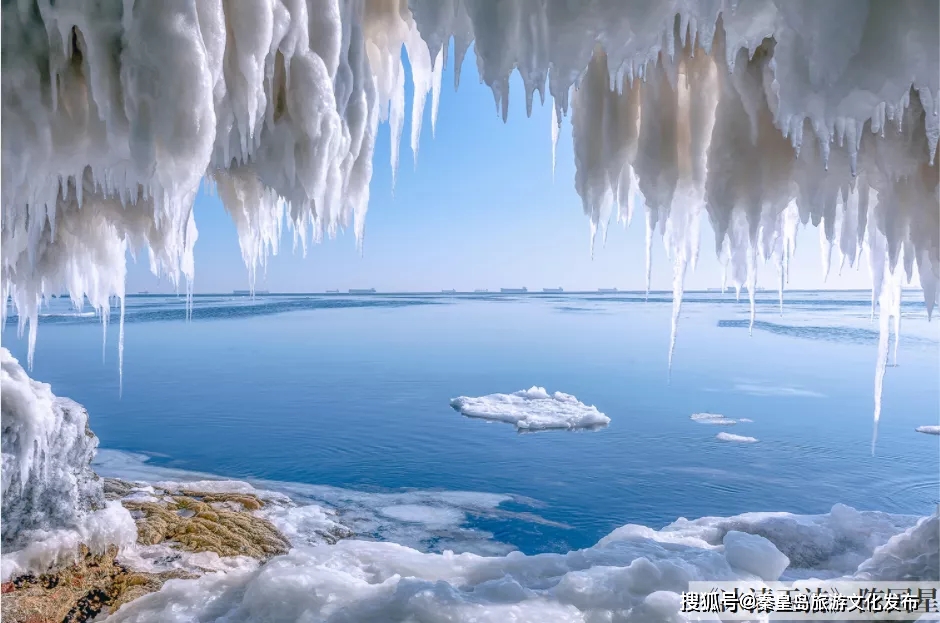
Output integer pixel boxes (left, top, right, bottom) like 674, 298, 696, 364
450, 386, 611, 431
691, 412, 737, 425
2, 1, 938, 432
915, 426, 940, 435
100, 504, 938, 622
716, 432, 759, 443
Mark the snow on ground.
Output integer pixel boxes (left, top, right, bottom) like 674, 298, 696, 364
916, 426, 940, 435
102, 503, 937, 623
716, 432, 759, 443
449, 387, 610, 431
690, 412, 737, 425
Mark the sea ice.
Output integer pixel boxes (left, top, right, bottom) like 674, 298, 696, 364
450, 387, 610, 431
93, 449, 541, 556
716, 432, 759, 443
722, 530, 789, 581
100, 504, 938, 622
691, 413, 737, 425
915, 426, 940, 435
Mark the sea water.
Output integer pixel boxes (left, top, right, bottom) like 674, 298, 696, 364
4, 291, 938, 555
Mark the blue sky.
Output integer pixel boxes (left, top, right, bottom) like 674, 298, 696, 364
128, 46, 882, 294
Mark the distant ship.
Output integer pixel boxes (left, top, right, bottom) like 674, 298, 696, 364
325, 289, 339, 293
500, 287, 528, 293
598, 288, 618, 293
542, 287, 563, 293
473, 289, 488, 293
349, 288, 376, 294
233, 290, 269, 295
137, 290, 150, 295
441, 289, 457, 294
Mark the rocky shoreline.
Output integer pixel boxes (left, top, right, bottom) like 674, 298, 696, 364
1, 478, 351, 623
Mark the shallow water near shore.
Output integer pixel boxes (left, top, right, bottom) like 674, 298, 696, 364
6, 290, 939, 555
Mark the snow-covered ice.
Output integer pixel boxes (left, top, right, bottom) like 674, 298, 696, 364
691, 412, 737, 425
916, 426, 940, 435
99, 503, 938, 622
450, 387, 610, 431
716, 432, 759, 443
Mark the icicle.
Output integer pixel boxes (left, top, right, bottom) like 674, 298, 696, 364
118, 295, 125, 397
551, 100, 560, 182
644, 215, 654, 300
668, 257, 686, 376
430, 47, 444, 137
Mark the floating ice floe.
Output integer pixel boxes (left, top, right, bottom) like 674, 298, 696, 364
716, 432, 759, 443
915, 426, 940, 435
691, 412, 737, 425
450, 387, 610, 431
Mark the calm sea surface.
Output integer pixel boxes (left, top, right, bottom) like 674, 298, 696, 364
5, 290, 938, 554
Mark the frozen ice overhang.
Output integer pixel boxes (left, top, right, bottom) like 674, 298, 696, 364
2, 0, 938, 423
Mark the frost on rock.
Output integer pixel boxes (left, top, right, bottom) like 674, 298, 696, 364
1, 0, 938, 421
450, 386, 610, 431
0, 348, 136, 581
101, 504, 937, 622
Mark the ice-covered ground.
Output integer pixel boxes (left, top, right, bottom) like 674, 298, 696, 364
97, 453, 938, 622
450, 387, 611, 431
93, 450, 554, 557
0, 348, 136, 581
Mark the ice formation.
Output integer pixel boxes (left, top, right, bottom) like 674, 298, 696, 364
93, 449, 550, 556
716, 432, 759, 443
100, 502, 937, 622
0, 347, 136, 581
1, 0, 938, 424
450, 386, 610, 430
691, 412, 737, 425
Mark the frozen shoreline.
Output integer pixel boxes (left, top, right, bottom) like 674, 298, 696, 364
90, 451, 937, 622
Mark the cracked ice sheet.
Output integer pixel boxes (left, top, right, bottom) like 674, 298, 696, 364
450, 386, 611, 431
